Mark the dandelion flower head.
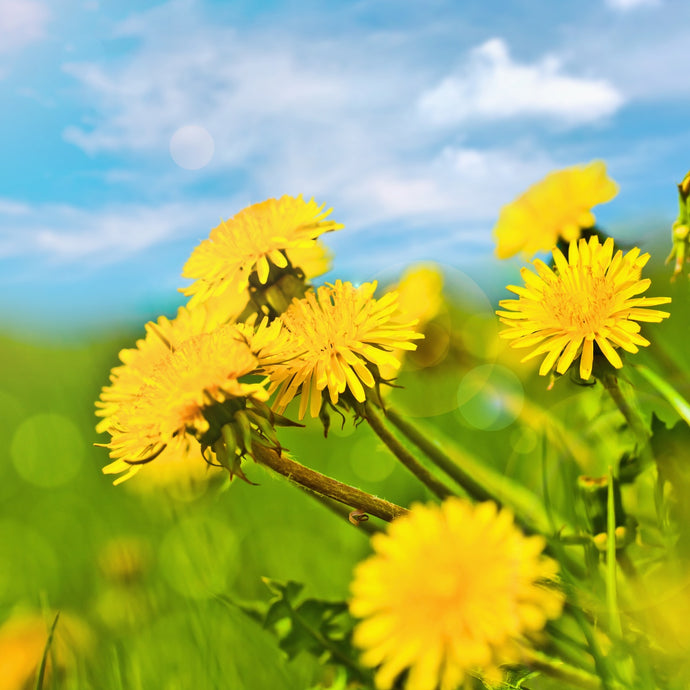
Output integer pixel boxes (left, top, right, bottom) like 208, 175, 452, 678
0, 610, 92, 690
268, 280, 423, 418
99, 323, 272, 484
350, 499, 563, 690
96, 305, 219, 435
493, 161, 618, 259
497, 236, 671, 380
181, 195, 343, 306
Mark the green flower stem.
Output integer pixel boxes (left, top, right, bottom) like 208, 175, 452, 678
601, 374, 650, 448
383, 405, 494, 503
633, 363, 690, 426
362, 403, 455, 501
605, 468, 622, 640
252, 443, 407, 523
523, 649, 602, 690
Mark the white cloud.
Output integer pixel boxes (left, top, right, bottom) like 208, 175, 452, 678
605, 0, 660, 10
0, 0, 49, 54
0, 199, 231, 263
0, 198, 31, 215
334, 144, 558, 230
418, 38, 624, 127
0, 142, 558, 271
55, 3, 623, 275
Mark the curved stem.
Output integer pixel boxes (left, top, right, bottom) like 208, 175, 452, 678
383, 405, 494, 503
363, 403, 455, 500
294, 485, 383, 535
252, 443, 407, 522
601, 374, 650, 447
522, 649, 602, 690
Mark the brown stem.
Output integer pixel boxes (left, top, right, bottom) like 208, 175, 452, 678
252, 443, 407, 523
294, 485, 383, 535
363, 403, 455, 500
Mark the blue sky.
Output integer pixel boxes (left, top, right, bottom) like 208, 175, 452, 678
1, 0, 688, 335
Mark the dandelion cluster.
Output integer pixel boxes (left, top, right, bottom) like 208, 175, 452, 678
97, 195, 423, 484
92, 167, 681, 690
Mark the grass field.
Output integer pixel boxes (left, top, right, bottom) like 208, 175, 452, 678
2, 245, 689, 689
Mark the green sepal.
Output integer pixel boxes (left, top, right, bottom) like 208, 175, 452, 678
234, 410, 254, 454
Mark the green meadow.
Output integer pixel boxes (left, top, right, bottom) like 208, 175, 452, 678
2, 244, 690, 689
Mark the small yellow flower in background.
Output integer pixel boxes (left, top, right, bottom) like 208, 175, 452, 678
181, 195, 343, 306
497, 236, 671, 381
98, 322, 292, 485
268, 280, 423, 419
350, 499, 563, 690
0, 611, 92, 690
493, 161, 618, 259
395, 264, 444, 327
379, 264, 447, 380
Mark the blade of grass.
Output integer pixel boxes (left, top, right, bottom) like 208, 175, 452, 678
34, 612, 60, 690
633, 363, 690, 426
606, 469, 621, 640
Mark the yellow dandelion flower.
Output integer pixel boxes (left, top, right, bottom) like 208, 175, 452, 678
0, 611, 92, 690
181, 195, 343, 306
395, 263, 444, 327
350, 499, 563, 690
99, 323, 287, 485
96, 305, 220, 435
497, 236, 671, 381
383, 263, 447, 375
268, 280, 423, 419
96, 305, 234, 486
286, 241, 333, 282
493, 161, 618, 259
199, 240, 334, 326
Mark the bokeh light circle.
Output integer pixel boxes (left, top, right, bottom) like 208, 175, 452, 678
456, 363, 524, 430
159, 515, 239, 599
11, 413, 84, 487
350, 437, 395, 483
170, 125, 215, 170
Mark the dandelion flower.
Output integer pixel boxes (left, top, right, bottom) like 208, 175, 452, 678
181, 195, 343, 306
96, 305, 220, 435
395, 263, 444, 327
98, 323, 290, 485
96, 305, 232, 486
268, 280, 423, 419
350, 499, 563, 690
493, 161, 618, 259
0, 611, 92, 690
388, 263, 447, 371
497, 236, 671, 380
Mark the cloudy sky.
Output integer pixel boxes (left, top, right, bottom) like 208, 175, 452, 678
1, 0, 687, 334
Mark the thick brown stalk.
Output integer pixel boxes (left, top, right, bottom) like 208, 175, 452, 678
252, 443, 408, 523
